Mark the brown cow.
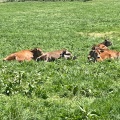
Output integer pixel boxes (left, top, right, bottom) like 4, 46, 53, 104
88, 48, 120, 62
36, 49, 73, 62
92, 39, 112, 50
3, 48, 43, 62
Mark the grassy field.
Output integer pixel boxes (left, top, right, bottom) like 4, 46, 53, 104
0, 0, 120, 119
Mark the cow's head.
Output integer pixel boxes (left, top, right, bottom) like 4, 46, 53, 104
103, 39, 112, 47
88, 50, 101, 62
31, 48, 43, 59
60, 50, 72, 59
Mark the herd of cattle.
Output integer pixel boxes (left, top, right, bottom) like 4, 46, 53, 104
3, 39, 119, 63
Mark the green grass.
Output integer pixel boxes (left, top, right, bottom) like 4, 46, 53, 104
0, 0, 120, 119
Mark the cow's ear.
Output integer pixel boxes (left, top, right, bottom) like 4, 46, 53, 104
31, 48, 37, 52
92, 44, 97, 50
34, 48, 38, 51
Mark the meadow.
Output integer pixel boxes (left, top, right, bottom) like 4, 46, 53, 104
0, 0, 120, 119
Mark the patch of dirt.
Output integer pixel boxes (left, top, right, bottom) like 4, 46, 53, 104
77, 31, 119, 38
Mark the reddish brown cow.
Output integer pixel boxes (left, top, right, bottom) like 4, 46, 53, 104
92, 39, 112, 50
88, 48, 120, 62
3, 48, 43, 62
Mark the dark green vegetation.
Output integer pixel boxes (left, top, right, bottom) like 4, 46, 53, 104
0, 0, 120, 119
1, 0, 91, 3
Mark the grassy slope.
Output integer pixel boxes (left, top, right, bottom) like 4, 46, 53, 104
0, 0, 120, 119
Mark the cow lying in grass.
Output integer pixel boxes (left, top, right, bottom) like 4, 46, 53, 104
88, 47, 120, 62
36, 49, 75, 62
3, 48, 43, 62
88, 39, 113, 62
92, 39, 112, 50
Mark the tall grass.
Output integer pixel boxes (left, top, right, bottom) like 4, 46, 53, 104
0, 0, 120, 119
